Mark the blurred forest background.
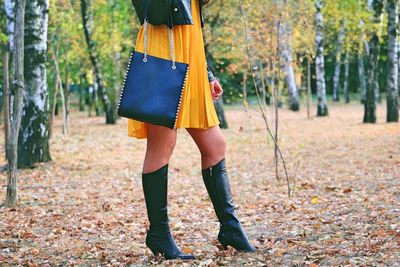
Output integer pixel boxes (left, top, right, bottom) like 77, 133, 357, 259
0, 0, 399, 265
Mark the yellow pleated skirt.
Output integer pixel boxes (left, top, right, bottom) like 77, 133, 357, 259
127, 0, 220, 139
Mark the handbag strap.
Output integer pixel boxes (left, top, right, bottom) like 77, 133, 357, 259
143, 1, 176, 69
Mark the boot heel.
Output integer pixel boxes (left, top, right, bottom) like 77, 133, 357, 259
149, 247, 159, 256
202, 159, 256, 253
219, 240, 228, 250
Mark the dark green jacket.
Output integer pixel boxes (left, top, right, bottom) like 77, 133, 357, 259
131, 0, 216, 82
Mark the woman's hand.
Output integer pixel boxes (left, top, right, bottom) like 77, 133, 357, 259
210, 79, 223, 100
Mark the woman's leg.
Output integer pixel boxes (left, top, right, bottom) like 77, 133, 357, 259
186, 125, 226, 170
186, 125, 256, 252
141, 123, 195, 260
143, 124, 177, 173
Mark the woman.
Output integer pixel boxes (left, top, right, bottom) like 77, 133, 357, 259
128, 0, 256, 260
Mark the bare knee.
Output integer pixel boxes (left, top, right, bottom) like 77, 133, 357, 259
200, 134, 226, 162
187, 126, 227, 166
143, 124, 177, 173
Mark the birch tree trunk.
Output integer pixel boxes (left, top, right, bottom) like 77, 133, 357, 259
3, 48, 10, 160
4, 0, 15, 160
358, 52, 367, 103
6, 0, 25, 207
333, 19, 346, 102
386, 0, 399, 122
315, 0, 328, 116
18, 0, 52, 168
374, 13, 384, 103
343, 51, 350, 103
307, 56, 312, 119
80, 0, 116, 124
4, 0, 14, 74
364, 0, 383, 123
280, 22, 300, 111
51, 49, 68, 134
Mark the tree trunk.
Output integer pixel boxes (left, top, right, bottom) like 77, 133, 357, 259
343, 51, 350, 103
307, 56, 312, 119
18, 0, 51, 168
107, 0, 122, 121
386, 0, 399, 122
4, 0, 15, 161
79, 71, 86, 112
93, 75, 101, 116
242, 70, 247, 105
214, 98, 228, 129
258, 61, 267, 108
64, 62, 70, 123
6, 0, 25, 207
364, 0, 383, 123
80, 0, 116, 124
51, 47, 68, 134
375, 13, 384, 103
279, 22, 300, 111
358, 52, 367, 103
49, 72, 58, 139
3, 50, 11, 161
88, 85, 94, 117
4, 0, 15, 80
333, 19, 346, 102
315, 0, 328, 116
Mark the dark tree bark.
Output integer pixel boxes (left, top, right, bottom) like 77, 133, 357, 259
79, 70, 86, 112
333, 19, 346, 102
4, 0, 15, 160
214, 98, 228, 129
343, 51, 350, 103
80, 0, 116, 124
49, 72, 58, 139
386, 0, 399, 122
364, 0, 383, 123
6, 0, 25, 207
18, 0, 52, 168
64, 62, 70, 123
3, 49, 11, 160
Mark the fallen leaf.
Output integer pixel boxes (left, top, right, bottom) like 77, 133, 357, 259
311, 196, 319, 204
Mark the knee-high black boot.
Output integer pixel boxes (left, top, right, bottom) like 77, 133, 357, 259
142, 164, 195, 260
201, 158, 256, 252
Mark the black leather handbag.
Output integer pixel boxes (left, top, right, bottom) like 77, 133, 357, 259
117, 3, 189, 129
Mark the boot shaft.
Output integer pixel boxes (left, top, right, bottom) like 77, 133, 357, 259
142, 164, 170, 229
201, 158, 241, 230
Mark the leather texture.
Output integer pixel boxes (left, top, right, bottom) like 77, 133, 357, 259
201, 158, 256, 252
131, 0, 217, 83
132, 0, 196, 26
117, 51, 188, 129
131, 0, 172, 26
171, 0, 193, 25
142, 164, 195, 260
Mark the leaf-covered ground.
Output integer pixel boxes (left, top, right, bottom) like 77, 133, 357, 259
1, 103, 399, 266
